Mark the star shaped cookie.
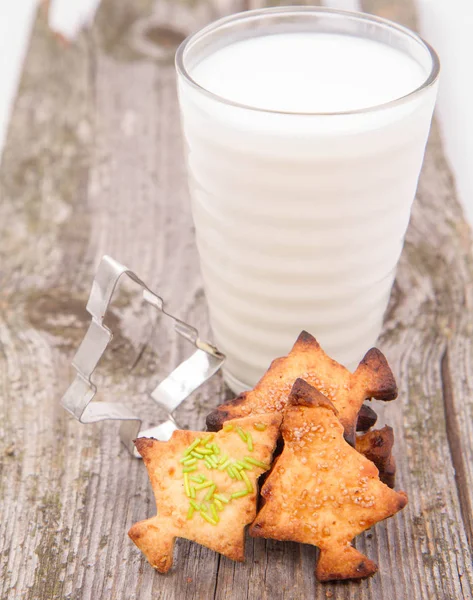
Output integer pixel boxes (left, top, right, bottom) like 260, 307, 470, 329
129, 413, 281, 572
249, 379, 407, 582
207, 331, 397, 445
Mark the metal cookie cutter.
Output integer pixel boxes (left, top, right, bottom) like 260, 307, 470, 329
61, 255, 225, 457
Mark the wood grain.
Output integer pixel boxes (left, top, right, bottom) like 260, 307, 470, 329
0, 0, 472, 599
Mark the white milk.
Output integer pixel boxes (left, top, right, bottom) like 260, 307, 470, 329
191, 34, 426, 113
177, 30, 438, 392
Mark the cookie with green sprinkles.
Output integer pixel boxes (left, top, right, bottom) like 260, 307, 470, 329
128, 413, 281, 573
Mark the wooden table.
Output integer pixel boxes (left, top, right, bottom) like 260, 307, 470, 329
1, 1, 472, 598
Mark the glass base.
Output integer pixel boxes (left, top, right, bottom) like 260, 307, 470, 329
223, 368, 252, 396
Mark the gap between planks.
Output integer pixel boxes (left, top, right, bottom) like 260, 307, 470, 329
441, 350, 473, 550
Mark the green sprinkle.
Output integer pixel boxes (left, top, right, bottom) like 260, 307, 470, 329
204, 484, 216, 502
190, 500, 200, 511
244, 456, 270, 470
212, 444, 220, 455
214, 493, 230, 504
182, 457, 197, 466
204, 457, 214, 469
234, 468, 243, 481
227, 466, 236, 479
187, 505, 195, 520
190, 486, 196, 499
184, 438, 202, 456
194, 480, 214, 491
200, 512, 217, 525
208, 454, 219, 467
231, 489, 250, 499
253, 422, 267, 431
196, 447, 213, 455
210, 503, 219, 522
201, 434, 214, 446
214, 498, 223, 511
246, 432, 254, 452
200, 503, 208, 512
235, 460, 252, 471
218, 458, 231, 471
183, 465, 197, 473
241, 470, 253, 493
223, 423, 234, 431
189, 474, 205, 483
236, 427, 248, 443
184, 473, 191, 497
218, 454, 228, 466
191, 450, 204, 459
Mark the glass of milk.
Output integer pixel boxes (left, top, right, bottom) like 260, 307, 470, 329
175, 7, 439, 394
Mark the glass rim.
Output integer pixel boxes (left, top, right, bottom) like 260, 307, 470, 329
175, 6, 440, 117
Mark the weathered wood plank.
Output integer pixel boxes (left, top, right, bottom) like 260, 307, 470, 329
0, 0, 472, 599
363, 1, 473, 598
0, 2, 239, 600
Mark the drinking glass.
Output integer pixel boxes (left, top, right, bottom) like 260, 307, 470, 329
175, 7, 440, 393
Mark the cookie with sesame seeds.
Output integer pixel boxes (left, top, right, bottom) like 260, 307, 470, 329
128, 413, 281, 573
206, 330, 397, 445
249, 379, 407, 582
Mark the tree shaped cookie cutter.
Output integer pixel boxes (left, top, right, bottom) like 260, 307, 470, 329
61, 255, 225, 457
